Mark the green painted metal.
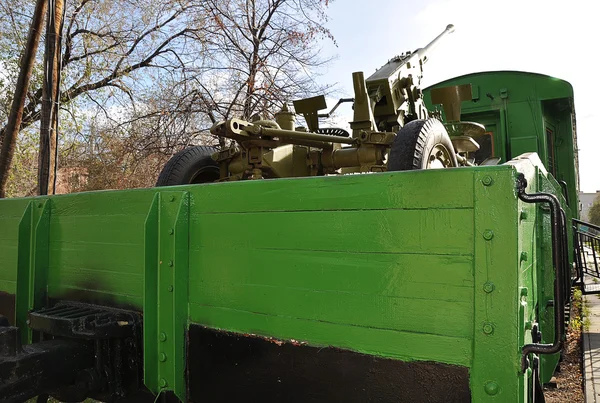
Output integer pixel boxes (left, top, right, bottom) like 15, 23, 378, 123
424, 71, 579, 216
144, 191, 189, 400
15, 198, 50, 344
470, 168, 521, 402
0, 154, 569, 402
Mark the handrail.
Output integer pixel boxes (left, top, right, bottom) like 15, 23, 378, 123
516, 173, 566, 371
574, 218, 600, 233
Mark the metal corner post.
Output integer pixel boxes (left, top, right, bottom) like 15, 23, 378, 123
15, 199, 50, 344
470, 170, 522, 402
144, 191, 190, 400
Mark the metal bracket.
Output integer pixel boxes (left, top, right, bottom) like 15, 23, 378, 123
144, 191, 189, 400
15, 199, 50, 345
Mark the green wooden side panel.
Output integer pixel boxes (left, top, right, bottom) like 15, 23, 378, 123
46, 190, 155, 307
185, 168, 477, 368
0, 198, 32, 293
0, 155, 566, 402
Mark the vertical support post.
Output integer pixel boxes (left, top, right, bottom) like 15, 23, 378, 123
471, 170, 522, 402
144, 191, 189, 400
15, 199, 50, 344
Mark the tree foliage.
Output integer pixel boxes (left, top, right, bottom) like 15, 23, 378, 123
0, 0, 336, 195
590, 194, 600, 226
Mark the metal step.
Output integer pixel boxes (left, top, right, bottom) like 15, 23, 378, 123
28, 301, 139, 339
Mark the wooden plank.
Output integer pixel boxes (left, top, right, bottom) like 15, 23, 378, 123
190, 209, 473, 255
48, 242, 144, 274
189, 169, 475, 213
189, 248, 473, 301
188, 304, 472, 367
0, 279, 16, 293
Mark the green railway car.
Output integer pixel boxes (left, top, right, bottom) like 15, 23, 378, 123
0, 69, 593, 403
423, 70, 579, 213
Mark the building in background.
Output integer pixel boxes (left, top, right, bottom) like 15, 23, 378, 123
580, 191, 600, 221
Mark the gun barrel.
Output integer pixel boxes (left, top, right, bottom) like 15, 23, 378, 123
416, 24, 455, 61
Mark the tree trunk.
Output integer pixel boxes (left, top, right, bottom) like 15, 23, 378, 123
0, 0, 47, 198
39, 0, 65, 196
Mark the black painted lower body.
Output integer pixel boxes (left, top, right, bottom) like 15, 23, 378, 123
186, 325, 471, 403
0, 292, 15, 325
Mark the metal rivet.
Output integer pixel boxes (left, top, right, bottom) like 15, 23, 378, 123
483, 282, 495, 293
37, 202, 43, 208
169, 195, 175, 202
159, 332, 167, 342
482, 176, 493, 186
169, 228, 174, 235
483, 230, 494, 240
168, 260, 173, 267
484, 381, 499, 395
520, 251, 528, 262
159, 353, 167, 362
520, 209, 528, 220
168, 285, 173, 292
159, 378, 168, 388
483, 323, 494, 335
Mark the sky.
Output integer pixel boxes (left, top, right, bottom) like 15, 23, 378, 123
314, 0, 599, 193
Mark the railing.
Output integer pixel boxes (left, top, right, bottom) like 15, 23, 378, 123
573, 219, 600, 294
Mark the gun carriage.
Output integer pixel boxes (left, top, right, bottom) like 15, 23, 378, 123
157, 24, 492, 187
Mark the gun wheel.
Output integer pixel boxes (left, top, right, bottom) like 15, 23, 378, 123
156, 145, 220, 186
387, 118, 457, 170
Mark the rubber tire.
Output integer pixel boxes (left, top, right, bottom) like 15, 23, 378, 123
156, 145, 220, 186
387, 118, 458, 171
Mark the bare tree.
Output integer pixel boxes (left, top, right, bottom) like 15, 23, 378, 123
0, 0, 210, 195
197, 0, 336, 120
0, 0, 46, 197
105, 0, 337, 164
0, 0, 337, 194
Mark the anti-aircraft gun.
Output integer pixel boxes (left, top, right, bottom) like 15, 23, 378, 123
157, 24, 488, 186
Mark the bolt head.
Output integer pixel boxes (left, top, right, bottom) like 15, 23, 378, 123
159, 378, 168, 388
159, 332, 167, 342
483, 323, 494, 335
484, 381, 499, 395
168, 285, 173, 292
482, 176, 493, 186
169, 195, 175, 202
168, 260, 173, 267
483, 230, 494, 240
483, 282, 495, 293
159, 353, 167, 362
